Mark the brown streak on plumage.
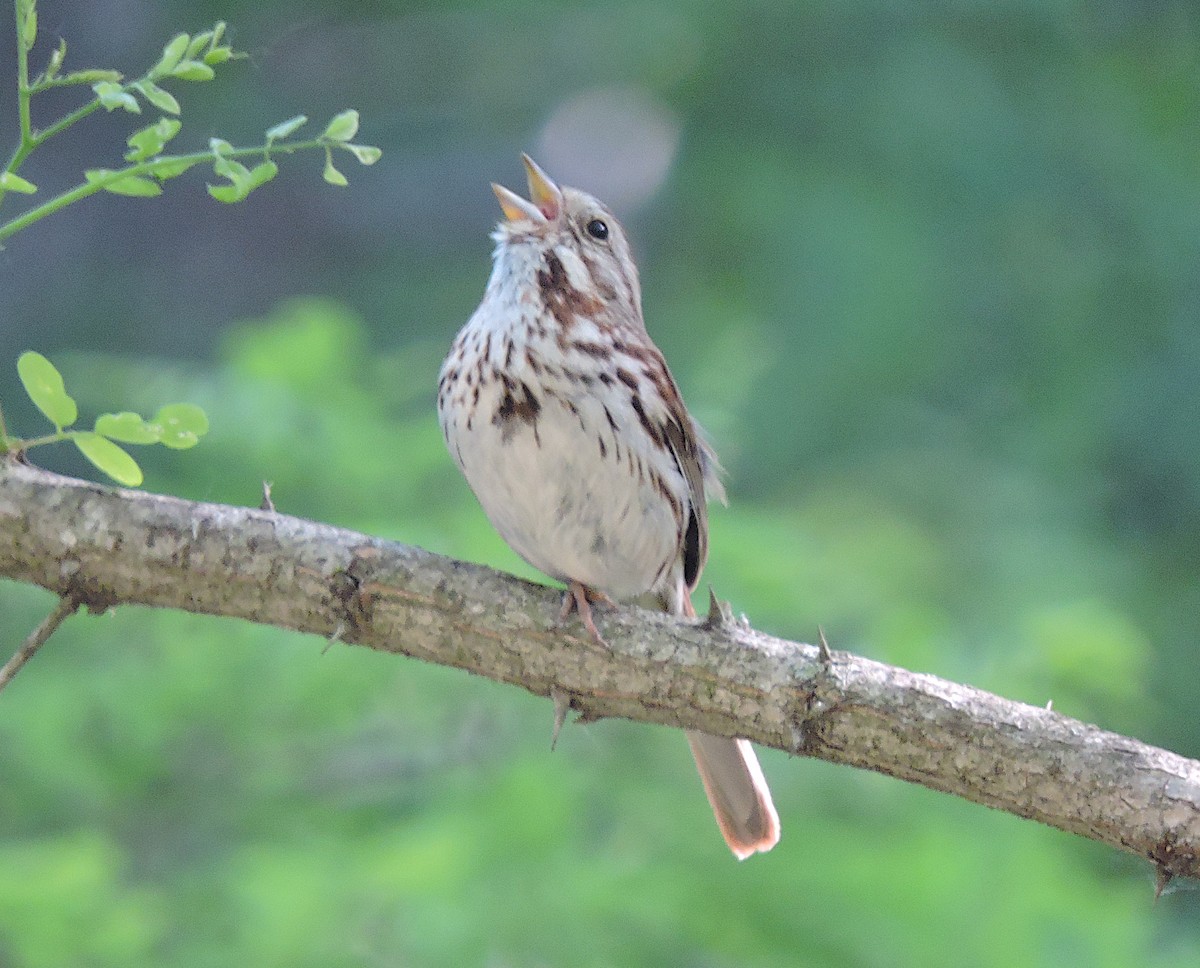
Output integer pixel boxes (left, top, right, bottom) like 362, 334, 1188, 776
629, 394, 663, 448
538, 251, 604, 329
493, 379, 542, 444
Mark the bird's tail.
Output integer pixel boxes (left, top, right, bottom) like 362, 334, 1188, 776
664, 591, 780, 859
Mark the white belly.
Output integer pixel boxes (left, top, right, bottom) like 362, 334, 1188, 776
442, 373, 681, 601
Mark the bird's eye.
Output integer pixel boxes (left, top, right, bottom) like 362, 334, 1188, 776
585, 219, 609, 240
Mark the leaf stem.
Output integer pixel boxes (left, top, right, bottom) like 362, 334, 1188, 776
28, 98, 104, 151
15, 1, 32, 145
13, 429, 69, 449
2, 0, 36, 195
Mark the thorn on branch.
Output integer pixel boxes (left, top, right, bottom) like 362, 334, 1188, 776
0, 593, 82, 694
703, 586, 735, 630
550, 687, 572, 750
1155, 866, 1173, 901
260, 480, 275, 512
322, 620, 346, 655
817, 625, 833, 664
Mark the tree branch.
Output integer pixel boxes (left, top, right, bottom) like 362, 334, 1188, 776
0, 591, 80, 691
1, 458, 1197, 884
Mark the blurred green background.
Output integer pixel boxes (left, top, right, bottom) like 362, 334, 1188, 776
3, 0, 1200, 964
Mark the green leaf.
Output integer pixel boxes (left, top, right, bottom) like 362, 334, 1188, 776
72, 433, 144, 486
152, 33, 190, 77
46, 39, 67, 79
18, 0, 36, 52
185, 31, 213, 59
147, 157, 198, 180
213, 155, 252, 183
92, 84, 140, 114
170, 60, 215, 82
210, 21, 227, 47
124, 118, 183, 162
95, 412, 161, 444
92, 81, 140, 113
85, 170, 163, 197
61, 69, 123, 84
342, 143, 382, 165
17, 352, 78, 430
207, 183, 242, 203
203, 46, 234, 66
266, 115, 308, 142
0, 172, 38, 194
323, 153, 348, 187
209, 138, 234, 156
248, 161, 278, 189
134, 81, 181, 115
106, 177, 163, 197
153, 403, 209, 449
150, 117, 183, 146
322, 110, 359, 142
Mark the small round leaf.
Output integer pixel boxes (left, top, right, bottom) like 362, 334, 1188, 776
17, 351, 77, 429
152, 33, 190, 77
73, 432, 144, 486
95, 411, 161, 444
154, 403, 209, 449
148, 158, 198, 180
343, 143, 382, 166
323, 155, 348, 187
207, 183, 244, 203
322, 109, 359, 142
266, 115, 307, 141
134, 81, 181, 115
102, 175, 163, 197
170, 59, 215, 82
185, 31, 213, 59
248, 161, 278, 189
0, 171, 38, 194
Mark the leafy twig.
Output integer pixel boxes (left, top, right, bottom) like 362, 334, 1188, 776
0, 125, 373, 242
1, 3, 381, 236
4, 351, 208, 485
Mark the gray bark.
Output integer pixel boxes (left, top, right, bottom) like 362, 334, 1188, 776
1, 458, 1197, 884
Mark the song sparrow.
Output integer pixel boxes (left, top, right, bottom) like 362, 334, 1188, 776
437, 154, 780, 859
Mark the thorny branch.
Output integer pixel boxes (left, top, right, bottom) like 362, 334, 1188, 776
1, 458, 1198, 888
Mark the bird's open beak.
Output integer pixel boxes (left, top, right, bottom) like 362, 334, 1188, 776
492, 153, 562, 223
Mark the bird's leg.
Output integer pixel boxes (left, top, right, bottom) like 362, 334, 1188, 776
558, 580, 614, 645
